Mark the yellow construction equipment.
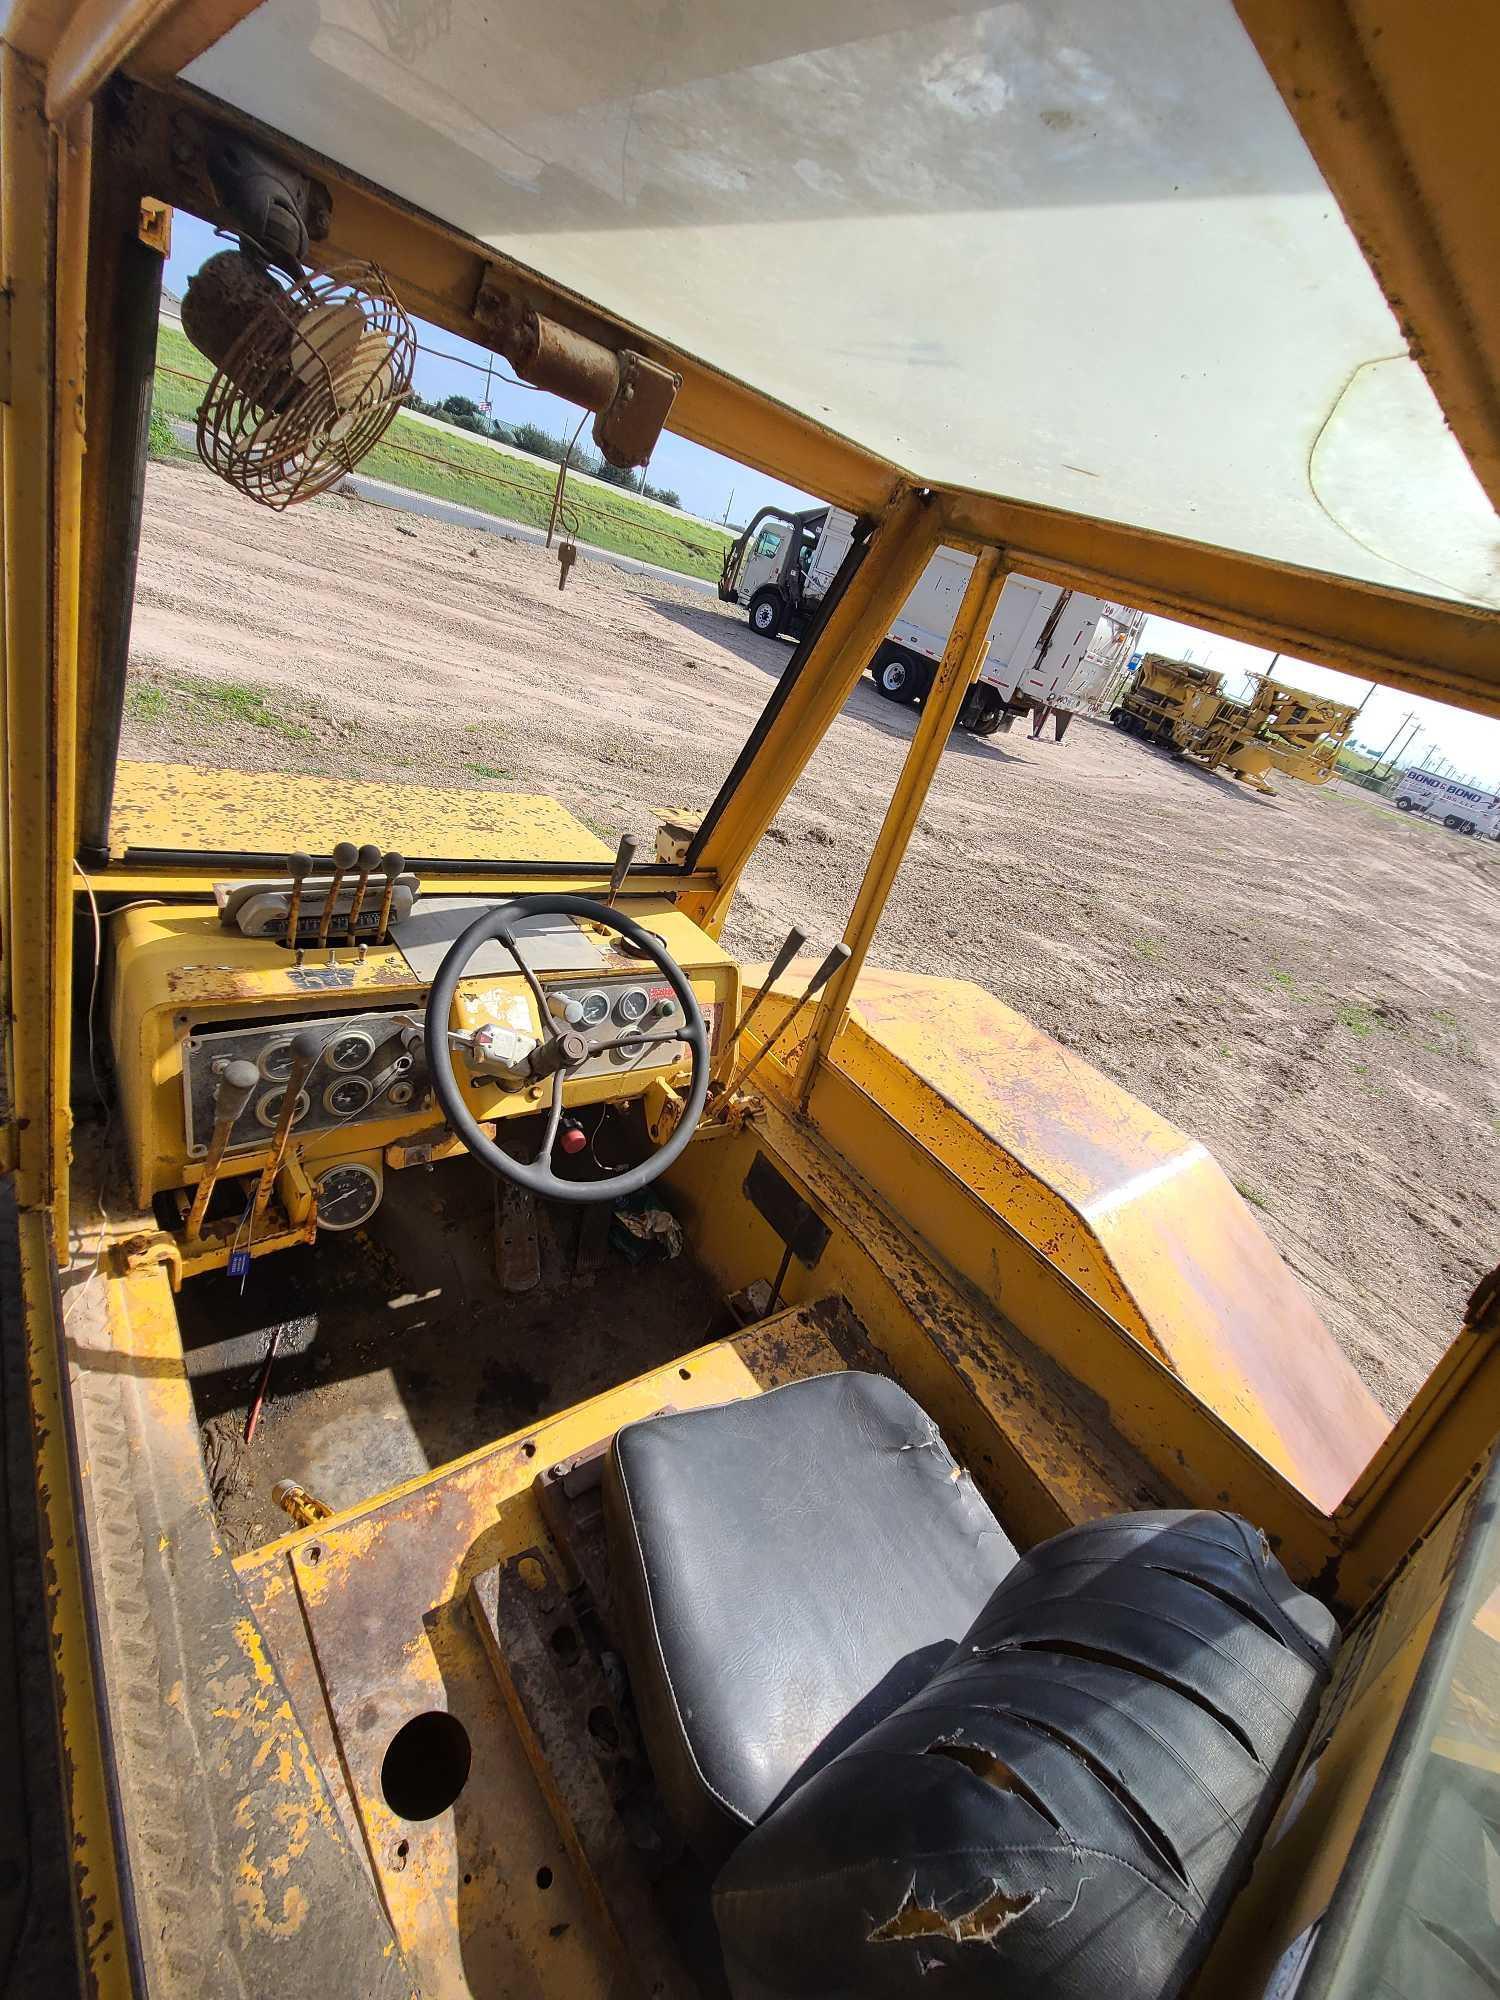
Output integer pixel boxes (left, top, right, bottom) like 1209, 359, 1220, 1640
1112, 653, 1360, 791
1, 7, 1498, 2000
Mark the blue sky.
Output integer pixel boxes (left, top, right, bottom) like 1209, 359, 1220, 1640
164, 213, 1500, 787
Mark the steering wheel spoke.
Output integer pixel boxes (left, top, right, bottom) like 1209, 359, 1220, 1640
424, 894, 710, 1203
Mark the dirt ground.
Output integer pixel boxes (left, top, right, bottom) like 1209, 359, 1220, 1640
123, 459, 1500, 1418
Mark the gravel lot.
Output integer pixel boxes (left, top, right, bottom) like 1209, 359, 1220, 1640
124, 459, 1500, 1416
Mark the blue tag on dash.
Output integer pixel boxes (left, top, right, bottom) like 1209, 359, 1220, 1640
228, 1251, 251, 1279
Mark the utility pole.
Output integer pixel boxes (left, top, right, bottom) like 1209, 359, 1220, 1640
1369, 709, 1416, 777
722, 487, 735, 525
1372, 719, 1420, 782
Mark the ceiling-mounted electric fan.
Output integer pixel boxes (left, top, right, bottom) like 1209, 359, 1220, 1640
180, 144, 415, 510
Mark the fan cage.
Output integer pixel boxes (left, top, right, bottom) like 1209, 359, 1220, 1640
195, 261, 416, 510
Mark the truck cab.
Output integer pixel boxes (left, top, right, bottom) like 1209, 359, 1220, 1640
2, 7, 1499, 1999
717, 504, 838, 636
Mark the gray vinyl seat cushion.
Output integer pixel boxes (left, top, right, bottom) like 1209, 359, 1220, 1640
602, 1371, 1020, 1866
604, 1373, 1339, 2000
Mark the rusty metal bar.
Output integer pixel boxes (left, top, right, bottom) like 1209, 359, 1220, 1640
796, 540, 1007, 1102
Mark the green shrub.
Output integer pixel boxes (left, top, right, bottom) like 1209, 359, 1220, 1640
147, 404, 176, 459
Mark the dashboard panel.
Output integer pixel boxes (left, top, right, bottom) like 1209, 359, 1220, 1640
110, 897, 738, 1214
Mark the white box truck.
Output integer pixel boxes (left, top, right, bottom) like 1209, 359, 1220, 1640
719, 505, 1105, 736
1393, 767, 1500, 837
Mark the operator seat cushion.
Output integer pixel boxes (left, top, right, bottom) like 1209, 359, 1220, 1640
602, 1372, 1019, 1866
714, 1509, 1339, 2000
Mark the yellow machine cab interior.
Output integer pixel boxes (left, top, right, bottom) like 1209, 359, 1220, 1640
1, 4, 1498, 1997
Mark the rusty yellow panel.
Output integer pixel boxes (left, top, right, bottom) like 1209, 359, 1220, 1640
234, 1338, 772, 1994
814, 966, 1387, 1515
108, 897, 736, 1207
1200, 1471, 1474, 1996
109, 760, 615, 863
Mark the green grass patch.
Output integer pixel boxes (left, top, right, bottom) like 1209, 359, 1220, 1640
127, 672, 311, 740
1336, 1000, 1385, 1038
467, 763, 510, 781
1232, 1178, 1268, 1211
126, 683, 168, 724
1131, 938, 1161, 961
152, 320, 733, 582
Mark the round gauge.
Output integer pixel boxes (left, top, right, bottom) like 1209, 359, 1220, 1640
577, 990, 610, 1028
323, 1074, 373, 1118
614, 987, 650, 1025
314, 1161, 382, 1232
258, 1037, 297, 1081
609, 1036, 647, 1067
327, 1028, 375, 1072
255, 1086, 310, 1129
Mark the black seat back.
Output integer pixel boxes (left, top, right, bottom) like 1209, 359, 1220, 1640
714, 1511, 1337, 1999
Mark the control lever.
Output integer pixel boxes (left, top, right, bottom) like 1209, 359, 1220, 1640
719, 942, 852, 1102
605, 833, 639, 909
318, 842, 358, 951
251, 1026, 325, 1230
712, 926, 807, 1087
346, 842, 382, 942
184, 1058, 259, 1240
375, 849, 404, 943
283, 852, 313, 952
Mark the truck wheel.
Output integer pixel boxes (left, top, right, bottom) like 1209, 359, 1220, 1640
1396, 798, 1413, 812
1109, 707, 1125, 727
874, 651, 919, 704
1443, 814, 1460, 830
970, 691, 1003, 736
748, 589, 783, 638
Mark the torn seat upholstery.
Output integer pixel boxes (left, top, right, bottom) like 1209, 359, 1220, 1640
604, 1375, 1339, 2000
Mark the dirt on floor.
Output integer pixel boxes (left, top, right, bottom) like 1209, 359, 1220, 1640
123, 459, 1500, 1418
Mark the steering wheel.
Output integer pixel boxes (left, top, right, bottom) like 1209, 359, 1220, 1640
424, 894, 710, 1203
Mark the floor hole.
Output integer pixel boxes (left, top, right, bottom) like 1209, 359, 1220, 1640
550, 1625, 580, 1663
381, 1710, 472, 1822
587, 1705, 620, 1750
536, 1865, 553, 1890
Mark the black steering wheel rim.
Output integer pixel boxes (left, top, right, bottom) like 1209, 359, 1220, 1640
425, 893, 709, 1203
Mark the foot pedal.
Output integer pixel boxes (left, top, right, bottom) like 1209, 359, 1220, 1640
495, 1183, 541, 1292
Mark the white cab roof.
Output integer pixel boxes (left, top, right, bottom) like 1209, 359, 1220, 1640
188, 0, 1500, 611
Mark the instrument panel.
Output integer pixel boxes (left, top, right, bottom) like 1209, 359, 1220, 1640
112, 896, 738, 1214
181, 1008, 425, 1157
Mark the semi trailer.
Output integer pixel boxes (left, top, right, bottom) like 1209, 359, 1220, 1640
720, 504, 1108, 735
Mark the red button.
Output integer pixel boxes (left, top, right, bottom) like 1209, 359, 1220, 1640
559, 1123, 587, 1155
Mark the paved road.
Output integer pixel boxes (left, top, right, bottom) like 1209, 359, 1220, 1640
165, 418, 720, 596
341, 472, 721, 594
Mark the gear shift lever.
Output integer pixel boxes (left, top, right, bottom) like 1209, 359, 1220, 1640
605, 833, 639, 909
185, 1059, 259, 1239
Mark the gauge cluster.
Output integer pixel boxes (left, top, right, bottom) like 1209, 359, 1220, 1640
181, 1009, 425, 1158
541, 978, 687, 1077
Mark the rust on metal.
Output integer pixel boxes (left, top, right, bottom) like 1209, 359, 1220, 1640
593, 348, 682, 469
469, 1550, 693, 1998
474, 265, 620, 407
